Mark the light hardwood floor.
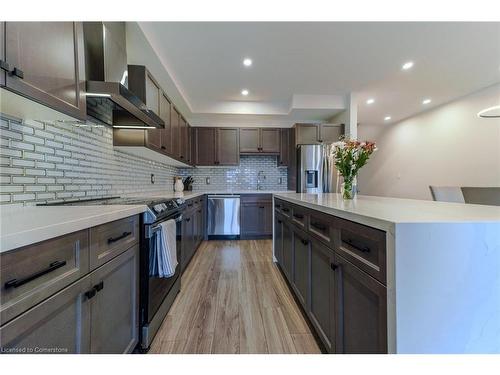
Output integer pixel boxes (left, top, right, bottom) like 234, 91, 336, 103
149, 239, 321, 354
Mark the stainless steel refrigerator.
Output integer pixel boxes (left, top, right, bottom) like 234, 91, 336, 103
296, 144, 339, 193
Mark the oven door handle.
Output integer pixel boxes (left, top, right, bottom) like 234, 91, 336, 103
145, 215, 183, 238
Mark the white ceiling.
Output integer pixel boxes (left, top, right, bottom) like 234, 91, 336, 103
138, 22, 500, 127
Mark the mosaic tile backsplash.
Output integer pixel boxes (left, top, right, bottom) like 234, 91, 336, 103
0, 114, 179, 205
178, 155, 288, 191
0, 114, 289, 205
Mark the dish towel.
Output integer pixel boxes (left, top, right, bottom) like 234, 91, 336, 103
149, 219, 178, 278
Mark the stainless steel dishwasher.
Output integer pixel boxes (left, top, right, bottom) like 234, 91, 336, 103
207, 194, 240, 238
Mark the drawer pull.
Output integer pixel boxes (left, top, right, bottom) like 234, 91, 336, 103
293, 213, 304, 219
186, 218, 191, 222
282, 208, 290, 212
277, 220, 282, 224
300, 238, 309, 246
107, 231, 132, 244
85, 288, 97, 300
345, 238, 371, 253
188, 203, 193, 207
311, 222, 327, 231
330, 263, 338, 271
94, 281, 104, 292
4, 260, 67, 289
259, 206, 265, 209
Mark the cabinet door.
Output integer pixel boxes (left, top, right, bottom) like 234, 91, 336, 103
179, 116, 188, 162
263, 202, 273, 235
288, 128, 297, 191
0, 22, 5, 86
295, 124, 319, 145
261, 128, 280, 153
90, 245, 139, 354
181, 212, 195, 270
239, 128, 260, 153
186, 123, 192, 164
274, 214, 284, 266
145, 72, 160, 115
310, 238, 335, 352
159, 93, 172, 155
334, 254, 387, 354
291, 227, 310, 308
278, 128, 289, 166
145, 128, 162, 152
217, 128, 239, 165
171, 107, 180, 159
240, 203, 262, 237
4, 22, 86, 120
0, 275, 91, 354
194, 127, 216, 166
282, 222, 293, 283
319, 124, 343, 144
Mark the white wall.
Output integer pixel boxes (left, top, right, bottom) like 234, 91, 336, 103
357, 84, 500, 200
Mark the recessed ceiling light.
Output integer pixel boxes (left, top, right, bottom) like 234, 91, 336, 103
366, 98, 375, 105
402, 61, 414, 70
241, 89, 249, 96
384, 116, 391, 121
243, 58, 252, 67
422, 98, 432, 105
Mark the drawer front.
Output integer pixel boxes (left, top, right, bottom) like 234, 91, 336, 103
308, 210, 334, 245
90, 215, 139, 270
279, 200, 292, 218
241, 194, 272, 204
291, 204, 308, 229
1, 230, 89, 325
0, 274, 92, 353
337, 218, 386, 284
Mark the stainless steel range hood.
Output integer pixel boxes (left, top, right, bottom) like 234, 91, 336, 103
83, 22, 164, 129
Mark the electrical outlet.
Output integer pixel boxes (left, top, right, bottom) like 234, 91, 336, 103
151, 174, 155, 184
206, 177, 210, 185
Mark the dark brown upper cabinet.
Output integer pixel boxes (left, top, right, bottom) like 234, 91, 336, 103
239, 128, 280, 154
127, 65, 161, 116
179, 116, 188, 162
217, 128, 240, 165
0, 22, 86, 120
278, 128, 290, 167
171, 106, 180, 159
159, 93, 172, 155
127, 66, 167, 153
193, 127, 216, 166
295, 123, 344, 145
192, 127, 239, 166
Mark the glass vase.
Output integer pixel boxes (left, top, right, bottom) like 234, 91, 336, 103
341, 177, 357, 199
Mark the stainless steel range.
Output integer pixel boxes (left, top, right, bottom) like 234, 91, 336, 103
40, 196, 186, 352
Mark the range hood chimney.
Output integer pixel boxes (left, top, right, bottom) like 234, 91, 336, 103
83, 22, 164, 129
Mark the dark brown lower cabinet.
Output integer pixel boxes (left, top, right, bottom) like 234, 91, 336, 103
240, 195, 272, 239
310, 238, 335, 353
0, 273, 92, 353
273, 199, 388, 354
291, 227, 310, 308
273, 213, 284, 265
334, 254, 387, 354
282, 221, 293, 281
89, 245, 139, 354
0, 244, 139, 354
181, 197, 206, 273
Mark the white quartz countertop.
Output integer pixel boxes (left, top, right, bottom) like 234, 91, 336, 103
0, 204, 148, 253
130, 190, 294, 199
274, 193, 500, 231
0, 190, 292, 253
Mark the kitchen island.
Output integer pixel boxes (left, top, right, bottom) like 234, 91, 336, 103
272, 192, 500, 354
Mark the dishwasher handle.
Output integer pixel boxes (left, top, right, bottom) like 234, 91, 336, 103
208, 195, 241, 199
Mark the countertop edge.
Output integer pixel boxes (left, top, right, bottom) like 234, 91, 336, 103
0, 205, 147, 254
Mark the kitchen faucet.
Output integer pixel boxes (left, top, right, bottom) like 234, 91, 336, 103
257, 171, 266, 190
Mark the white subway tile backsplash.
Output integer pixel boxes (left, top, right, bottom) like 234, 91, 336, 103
1, 114, 288, 205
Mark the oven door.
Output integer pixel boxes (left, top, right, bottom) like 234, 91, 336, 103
145, 213, 182, 322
